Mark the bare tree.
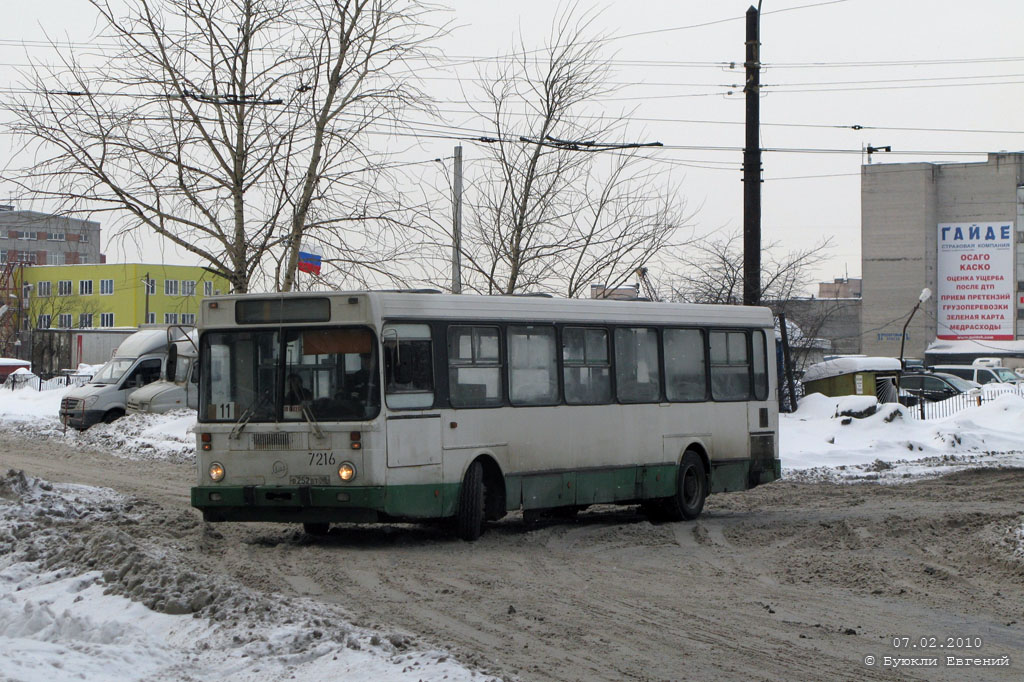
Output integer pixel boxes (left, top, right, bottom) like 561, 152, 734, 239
670, 229, 837, 370
3, 0, 444, 293
671, 230, 832, 307
449, 9, 689, 297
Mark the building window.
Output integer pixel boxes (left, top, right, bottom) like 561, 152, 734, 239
165, 280, 179, 296
0, 250, 6, 263
36, 281, 52, 297
100, 313, 114, 327
58, 280, 72, 296
100, 279, 114, 295
79, 280, 93, 296
182, 280, 196, 297
144, 278, 155, 295
37, 314, 51, 328
204, 281, 213, 297
164, 313, 179, 324
47, 232, 65, 241
79, 233, 89, 242
17, 231, 35, 240
79, 255, 90, 264
24, 253, 37, 264
146, 312, 155, 324
182, 313, 196, 325
79, 313, 93, 328
58, 314, 72, 328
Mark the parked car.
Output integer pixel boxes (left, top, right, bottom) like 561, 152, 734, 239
59, 327, 191, 429
931, 364, 1022, 385
900, 371, 980, 402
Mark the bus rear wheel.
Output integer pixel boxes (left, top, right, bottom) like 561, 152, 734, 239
661, 451, 707, 521
456, 460, 485, 541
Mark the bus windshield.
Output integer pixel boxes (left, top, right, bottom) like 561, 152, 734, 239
200, 327, 380, 422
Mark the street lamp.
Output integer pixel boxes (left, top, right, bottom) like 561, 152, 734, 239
899, 287, 932, 371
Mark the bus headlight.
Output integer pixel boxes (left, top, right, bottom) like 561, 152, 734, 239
338, 462, 356, 482
209, 462, 225, 482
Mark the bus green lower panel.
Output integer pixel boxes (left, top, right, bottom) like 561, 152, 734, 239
193, 457, 782, 523
192, 483, 457, 523
509, 463, 678, 510
709, 458, 782, 493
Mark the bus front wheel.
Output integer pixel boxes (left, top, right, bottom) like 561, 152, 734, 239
456, 460, 485, 542
661, 451, 707, 521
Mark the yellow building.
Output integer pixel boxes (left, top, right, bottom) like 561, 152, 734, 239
18, 263, 230, 330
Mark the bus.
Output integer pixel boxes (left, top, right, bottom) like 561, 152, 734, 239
191, 291, 780, 540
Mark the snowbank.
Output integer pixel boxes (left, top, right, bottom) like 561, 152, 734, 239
782, 392, 1024, 481
0, 471, 481, 682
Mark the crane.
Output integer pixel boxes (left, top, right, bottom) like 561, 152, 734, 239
634, 267, 660, 302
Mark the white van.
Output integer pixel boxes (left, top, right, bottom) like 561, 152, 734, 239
59, 327, 191, 429
126, 332, 199, 415
932, 364, 1022, 386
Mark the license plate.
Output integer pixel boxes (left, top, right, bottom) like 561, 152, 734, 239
289, 475, 329, 486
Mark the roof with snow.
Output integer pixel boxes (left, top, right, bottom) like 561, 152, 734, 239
802, 356, 901, 383
926, 339, 1024, 356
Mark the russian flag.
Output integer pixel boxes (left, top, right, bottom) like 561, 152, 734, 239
297, 243, 322, 275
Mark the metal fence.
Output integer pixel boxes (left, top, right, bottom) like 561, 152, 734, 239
4, 374, 93, 391
903, 384, 1024, 420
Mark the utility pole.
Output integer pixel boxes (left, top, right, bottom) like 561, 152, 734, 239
451, 145, 463, 294
742, 4, 762, 306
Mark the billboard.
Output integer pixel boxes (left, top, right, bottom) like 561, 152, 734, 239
937, 222, 1014, 340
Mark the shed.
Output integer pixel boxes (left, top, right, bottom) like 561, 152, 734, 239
801, 356, 901, 401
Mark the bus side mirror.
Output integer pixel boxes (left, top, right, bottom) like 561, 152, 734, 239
394, 360, 413, 385
166, 344, 177, 382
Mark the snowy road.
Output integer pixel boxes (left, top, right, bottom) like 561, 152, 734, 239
2, 429, 1022, 681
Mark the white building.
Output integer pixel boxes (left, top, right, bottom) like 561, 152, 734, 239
861, 152, 1024, 360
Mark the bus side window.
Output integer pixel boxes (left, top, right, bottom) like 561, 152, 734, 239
664, 328, 706, 401
752, 330, 768, 400
710, 331, 751, 401
563, 327, 611, 404
448, 326, 503, 408
614, 327, 661, 403
383, 324, 434, 409
508, 325, 558, 406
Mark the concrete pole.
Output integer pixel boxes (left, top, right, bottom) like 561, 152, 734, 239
452, 145, 463, 294
742, 5, 762, 306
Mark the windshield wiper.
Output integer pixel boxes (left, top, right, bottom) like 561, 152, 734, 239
300, 403, 324, 440
229, 389, 272, 439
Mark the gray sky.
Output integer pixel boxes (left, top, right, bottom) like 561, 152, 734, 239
4, 0, 1024, 291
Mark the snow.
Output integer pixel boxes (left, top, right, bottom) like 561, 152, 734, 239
927, 338, 1024, 354
1, 381, 1024, 680
0, 473, 482, 682
781, 392, 1024, 482
801, 356, 902, 383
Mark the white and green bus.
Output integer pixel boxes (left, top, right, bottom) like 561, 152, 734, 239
191, 291, 780, 540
